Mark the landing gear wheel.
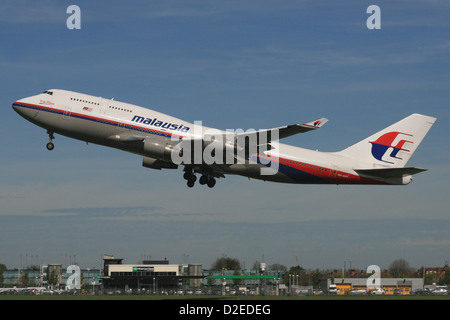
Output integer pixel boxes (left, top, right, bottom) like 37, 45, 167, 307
207, 178, 216, 188
46, 130, 55, 151
199, 175, 208, 185
185, 173, 196, 188
187, 179, 195, 188
46, 142, 55, 151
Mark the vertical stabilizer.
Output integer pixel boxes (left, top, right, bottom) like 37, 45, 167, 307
337, 113, 436, 168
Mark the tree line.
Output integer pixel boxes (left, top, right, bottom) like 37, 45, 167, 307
208, 256, 450, 286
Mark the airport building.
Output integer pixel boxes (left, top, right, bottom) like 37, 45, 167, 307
2, 257, 447, 295
1, 265, 101, 290
0, 255, 204, 293
101, 255, 204, 292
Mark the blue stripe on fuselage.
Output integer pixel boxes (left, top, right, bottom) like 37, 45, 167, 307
253, 154, 328, 184
277, 162, 328, 183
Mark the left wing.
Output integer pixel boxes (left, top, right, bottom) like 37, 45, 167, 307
111, 118, 328, 174
235, 117, 328, 142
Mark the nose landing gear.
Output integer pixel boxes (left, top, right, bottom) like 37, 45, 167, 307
46, 130, 55, 150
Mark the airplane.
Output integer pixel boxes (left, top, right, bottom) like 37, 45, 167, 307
12, 89, 436, 188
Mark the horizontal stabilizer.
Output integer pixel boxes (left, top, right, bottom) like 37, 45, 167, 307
354, 167, 427, 178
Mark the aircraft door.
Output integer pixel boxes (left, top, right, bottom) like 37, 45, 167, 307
61, 105, 71, 120
99, 97, 126, 133
328, 166, 337, 179
98, 97, 107, 114
116, 119, 126, 133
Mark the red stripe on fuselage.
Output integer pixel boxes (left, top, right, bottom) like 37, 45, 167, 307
258, 154, 387, 185
13, 102, 186, 139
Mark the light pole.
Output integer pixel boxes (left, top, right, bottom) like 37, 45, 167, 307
153, 277, 156, 294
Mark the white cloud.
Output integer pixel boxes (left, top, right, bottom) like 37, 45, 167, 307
0, 1, 66, 23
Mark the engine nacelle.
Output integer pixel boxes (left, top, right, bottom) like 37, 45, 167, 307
143, 140, 174, 162
142, 156, 178, 170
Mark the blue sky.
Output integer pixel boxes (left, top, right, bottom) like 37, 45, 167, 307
1, 1, 449, 271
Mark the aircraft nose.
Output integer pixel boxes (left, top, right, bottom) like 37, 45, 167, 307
12, 100, 22, 114
12, 101, 21, 113
12, 98, 29, 117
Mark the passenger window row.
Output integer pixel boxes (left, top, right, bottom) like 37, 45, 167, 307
55, 94, 133, 113
70, 97, 100, 106
108, 105, 132, 113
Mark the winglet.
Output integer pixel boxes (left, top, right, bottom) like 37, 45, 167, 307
275, 117, 328, 139
300, 118, 329, 130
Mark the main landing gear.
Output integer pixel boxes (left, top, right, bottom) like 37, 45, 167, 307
46, 130, 55, 151
183, 167, 216, 188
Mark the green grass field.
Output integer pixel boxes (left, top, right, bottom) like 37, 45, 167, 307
0, 294, 448, 300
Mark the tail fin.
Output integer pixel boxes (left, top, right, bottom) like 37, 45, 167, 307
338, 113, 436, 168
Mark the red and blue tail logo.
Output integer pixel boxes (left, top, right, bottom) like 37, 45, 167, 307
370, 132, 413, 164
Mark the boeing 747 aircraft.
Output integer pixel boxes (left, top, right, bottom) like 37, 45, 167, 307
13, 89, 436, 188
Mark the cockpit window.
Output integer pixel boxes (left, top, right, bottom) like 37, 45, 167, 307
43, 90, 53, 95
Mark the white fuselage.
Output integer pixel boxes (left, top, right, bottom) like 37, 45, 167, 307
14, 89, 429, 186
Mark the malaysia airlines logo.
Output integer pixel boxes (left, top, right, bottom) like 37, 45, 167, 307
370, 131, 414, 164
131, 115, 190, 133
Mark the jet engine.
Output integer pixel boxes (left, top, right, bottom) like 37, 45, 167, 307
143, 139, 174, 162
142, 156, 178, 170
